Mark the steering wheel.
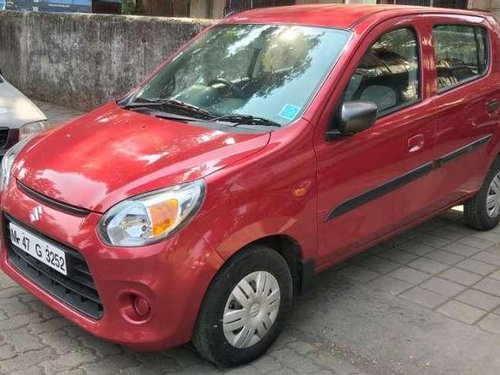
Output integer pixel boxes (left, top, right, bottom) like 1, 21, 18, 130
208, 78, 245, 99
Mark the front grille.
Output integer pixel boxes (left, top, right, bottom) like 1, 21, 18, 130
17, 181, 91, 217
5, 216, 104, 320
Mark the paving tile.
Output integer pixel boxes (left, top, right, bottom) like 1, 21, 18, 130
388, 267, 430, 285
441, 242, 482, 257
407, 258, 448, 274
358, 257, 400, 274
472, 232, 500, 244
440, 207, 464, 220
391, 233, 409, 245
400, 287, 449, 309
484, 246, 500, 257
397, 228, 423, 240
440, 267, 483, 286
420, 277, 466, 297
437, 300, 486, 324
458, 236, 496, 250
478, 313, 500, 334
413, 234, 452, 248
489, 269, 500, 281
364, 244, 387, 255
366, 276, 413, 295
338, 265, 380, 283
376, 249, 419, 265
413, 222, 436, 234
417, 218, 449, 232
455, 259, 497, 276
473, 278, 500, 298
424, 250, 465, 265
455, 289, 500, 311
395, 241, 434, 256
473, 251, 500, 267
429, 226, 468, 241
348, 252, 372, 263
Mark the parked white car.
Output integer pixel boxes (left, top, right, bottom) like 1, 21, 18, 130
0, 73, 47, 156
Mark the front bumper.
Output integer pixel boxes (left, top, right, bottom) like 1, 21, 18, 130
0, 181, 224, 350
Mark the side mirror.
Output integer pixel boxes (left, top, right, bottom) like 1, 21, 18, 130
326, 101, 378, 140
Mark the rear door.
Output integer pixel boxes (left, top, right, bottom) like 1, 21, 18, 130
430, 15, 500, 208
313, 18, 438, 265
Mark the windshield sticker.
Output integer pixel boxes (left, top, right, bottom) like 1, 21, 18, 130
278, 104, 301, 121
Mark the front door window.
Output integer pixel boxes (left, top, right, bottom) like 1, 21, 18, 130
343, 27, 420, 116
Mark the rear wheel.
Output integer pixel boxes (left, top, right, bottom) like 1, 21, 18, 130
192, 245, 293, 367
464, 158, 500, 231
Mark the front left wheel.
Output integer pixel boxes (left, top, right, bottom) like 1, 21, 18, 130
192, 245, 293, 367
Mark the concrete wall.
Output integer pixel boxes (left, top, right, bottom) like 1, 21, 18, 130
470, 0, 500, 20
0, 11, 214, 111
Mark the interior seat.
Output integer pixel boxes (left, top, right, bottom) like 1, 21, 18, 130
360, 85, 397, 112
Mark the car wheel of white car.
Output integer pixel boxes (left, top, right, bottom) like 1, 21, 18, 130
192, 245, 293, 367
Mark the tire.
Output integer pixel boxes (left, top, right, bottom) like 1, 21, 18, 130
192, 245, 293, 367
464, 157, 500, 231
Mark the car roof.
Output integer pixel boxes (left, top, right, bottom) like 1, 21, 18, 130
223, 4, 489, 29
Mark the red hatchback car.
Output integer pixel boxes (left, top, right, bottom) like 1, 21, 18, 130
1, 4, 500, 366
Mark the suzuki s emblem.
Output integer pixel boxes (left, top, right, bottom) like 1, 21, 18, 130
29, 206, 43, 223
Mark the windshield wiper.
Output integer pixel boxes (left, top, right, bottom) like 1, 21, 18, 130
128, 107, 201, 122
122, 98, 215, 119
210, 114, 281, 128
123, 99, 281, 128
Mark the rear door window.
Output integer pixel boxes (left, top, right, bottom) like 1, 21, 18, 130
433, 25, 489, 91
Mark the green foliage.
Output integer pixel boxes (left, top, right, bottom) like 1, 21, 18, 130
122, 0, 139, 15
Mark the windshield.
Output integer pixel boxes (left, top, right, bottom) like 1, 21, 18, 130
129, 24, 350, 127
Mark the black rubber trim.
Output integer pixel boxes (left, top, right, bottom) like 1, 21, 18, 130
435, 135, 492, 167
298, 259, 315, 294
326, 163, 433, 222
17, 181, 91, 217
325, 134, 492, 221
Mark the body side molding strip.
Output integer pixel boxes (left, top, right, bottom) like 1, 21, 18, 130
325, 134, 492, 222
325, 163, 433, 221
435, 134, 492, 167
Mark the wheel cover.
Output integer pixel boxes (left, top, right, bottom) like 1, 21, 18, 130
222, 271, 281, 349
487, 173, 500, 218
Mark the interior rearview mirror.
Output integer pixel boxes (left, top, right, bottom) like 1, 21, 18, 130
326, 101, 378, 140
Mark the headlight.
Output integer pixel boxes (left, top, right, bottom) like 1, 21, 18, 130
98, 180, 206, 247
19, 121, 48, 141
0, 137, 30, 192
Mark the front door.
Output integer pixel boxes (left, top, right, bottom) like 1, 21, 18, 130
314, 20, 438, 266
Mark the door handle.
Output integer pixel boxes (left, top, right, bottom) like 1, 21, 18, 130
488, 100, 499, 114
408, 134, 425, 153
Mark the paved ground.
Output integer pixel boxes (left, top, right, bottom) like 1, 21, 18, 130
2, 102, 500, 374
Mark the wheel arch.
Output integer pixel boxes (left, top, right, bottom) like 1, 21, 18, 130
233, 234, 315, 295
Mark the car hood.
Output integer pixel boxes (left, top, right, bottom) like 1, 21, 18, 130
13, 103, 271, 213
0, 79, 46, 128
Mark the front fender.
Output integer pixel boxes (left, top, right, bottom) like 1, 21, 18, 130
192, 120, 318, 265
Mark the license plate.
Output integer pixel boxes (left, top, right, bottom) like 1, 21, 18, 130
9, 222, 67, 276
